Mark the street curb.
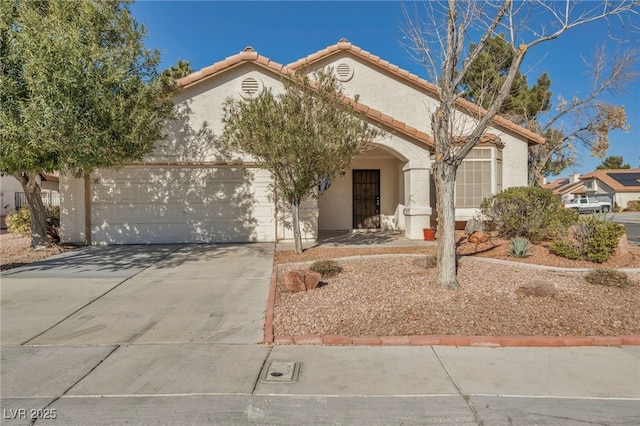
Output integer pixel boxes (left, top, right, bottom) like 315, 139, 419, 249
270, 334, 640, 347
264, 256, 640, 347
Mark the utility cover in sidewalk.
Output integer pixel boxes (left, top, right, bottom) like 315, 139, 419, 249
260, 361, 301, 383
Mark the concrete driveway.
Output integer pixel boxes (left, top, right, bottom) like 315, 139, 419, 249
1, 243, 274, 346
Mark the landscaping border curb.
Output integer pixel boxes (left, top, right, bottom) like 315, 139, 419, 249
264, 255, 640, 347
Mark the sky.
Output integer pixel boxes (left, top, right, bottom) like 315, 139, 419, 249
130, 0, 640, 176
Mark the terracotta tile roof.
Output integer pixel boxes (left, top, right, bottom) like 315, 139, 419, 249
40, 172, 59, 182
541, 177, 584, 196
176, 47, 434, 149
580, 168, 640, 192
176, 46, 292, 88
287, 39, 545, 146
553, 181, 584, 196
542, 178, 568, 190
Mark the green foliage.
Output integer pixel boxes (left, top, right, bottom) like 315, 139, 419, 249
479, 186, 577, 243
548, 240, 583, 260
585, 269, 632, 288
459, 35, 552, 123
6, 208, 31, 236
508, 237, 533, 258
596, 155, 631, 170
6, 206, 60, 241
222, 67, 382, 253
550, 217, 626, 263
0, 0, 176, 177
309, 260, 343, 278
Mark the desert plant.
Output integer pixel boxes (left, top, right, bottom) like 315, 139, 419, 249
309, 259, 343, 278
550, 216, 625, 263
6, 206, 60, 242
585, 269, 632, 288
479, 186, 578, 243
5, 207, 31, 235
549, 239, 582, 260
626, 200, 639, 212
508, 237, 533, 258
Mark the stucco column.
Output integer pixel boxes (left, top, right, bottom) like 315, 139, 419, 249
403, 164, 432, 240
59, 175, 87, 244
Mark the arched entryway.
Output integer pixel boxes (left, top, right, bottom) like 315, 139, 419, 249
317, 134, 433, 240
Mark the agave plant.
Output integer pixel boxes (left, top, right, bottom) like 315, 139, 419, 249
509, 237, 533, 258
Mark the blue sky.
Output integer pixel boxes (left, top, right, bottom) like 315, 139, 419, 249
131, 1, 640, 175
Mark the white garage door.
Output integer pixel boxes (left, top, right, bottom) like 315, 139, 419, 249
90, 166, 275, 244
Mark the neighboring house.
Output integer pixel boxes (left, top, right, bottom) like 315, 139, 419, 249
0, 173, 60, 229
579, 168, 640, 210
59, 39, 543, 245
542, 174, 585, 203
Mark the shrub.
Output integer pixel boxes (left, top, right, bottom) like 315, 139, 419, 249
585, 269, 632, 288
626, 200, 639, 212
550, 216, 625, 263
508, 237, 532, 258
549, 239, 582, 260
479, 186, 578, 242
5, 206, 60, 242
6, 207, 31, 235
309, 259, 343, 278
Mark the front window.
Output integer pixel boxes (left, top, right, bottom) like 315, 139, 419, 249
455, 148, 493, 208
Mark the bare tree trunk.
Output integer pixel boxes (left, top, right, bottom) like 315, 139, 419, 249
290, 198, 303, 254
433, 161, 459, 290
14, 172, 48, 248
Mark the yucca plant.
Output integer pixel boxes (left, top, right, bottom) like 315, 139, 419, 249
509, 237, 533, 258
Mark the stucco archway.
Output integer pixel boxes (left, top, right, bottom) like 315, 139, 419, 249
317, 133, 432, 239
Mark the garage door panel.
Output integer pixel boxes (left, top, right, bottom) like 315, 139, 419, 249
93, 222, 261, 244
90, 167, 276, 244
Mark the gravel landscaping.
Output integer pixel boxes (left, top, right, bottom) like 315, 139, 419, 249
273, 235, 640, 338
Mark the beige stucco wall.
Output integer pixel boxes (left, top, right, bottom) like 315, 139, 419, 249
152, 64, 286, 164
59, 175, 86, 244
0, 176, 24, 217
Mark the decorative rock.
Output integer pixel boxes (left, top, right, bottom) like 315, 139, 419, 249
516, 281, 557, 297
283, 270, 322, 292
464, 218, 485, 235
615, 233, 630, 258
468, 231, 489, 245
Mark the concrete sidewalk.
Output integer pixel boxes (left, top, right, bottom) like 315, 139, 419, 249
1, 244, 639, 425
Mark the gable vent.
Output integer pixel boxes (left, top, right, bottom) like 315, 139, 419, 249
241, 77, 260, 95
335, 63, 353, 82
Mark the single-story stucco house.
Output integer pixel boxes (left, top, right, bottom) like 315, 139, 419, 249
579, 168, 640, 210
59, 39, 544, 245
542, 174, 585, 203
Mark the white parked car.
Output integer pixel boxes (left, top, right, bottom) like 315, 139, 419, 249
564, 197, 612, 214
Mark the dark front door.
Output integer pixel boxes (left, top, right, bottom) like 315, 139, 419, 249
352, 170, 380, 229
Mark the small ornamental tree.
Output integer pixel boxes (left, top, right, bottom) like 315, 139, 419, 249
0, 0, 177, 248
222, 69, 382, 254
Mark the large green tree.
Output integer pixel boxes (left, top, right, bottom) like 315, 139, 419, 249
459, 34, 552, 124
403, 0, 639, 289
597, 155, 631, 170
0, 0, 175, 247
222, 69, 382, 254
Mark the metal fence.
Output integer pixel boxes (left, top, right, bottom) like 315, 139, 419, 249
14, 192, 60, 210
